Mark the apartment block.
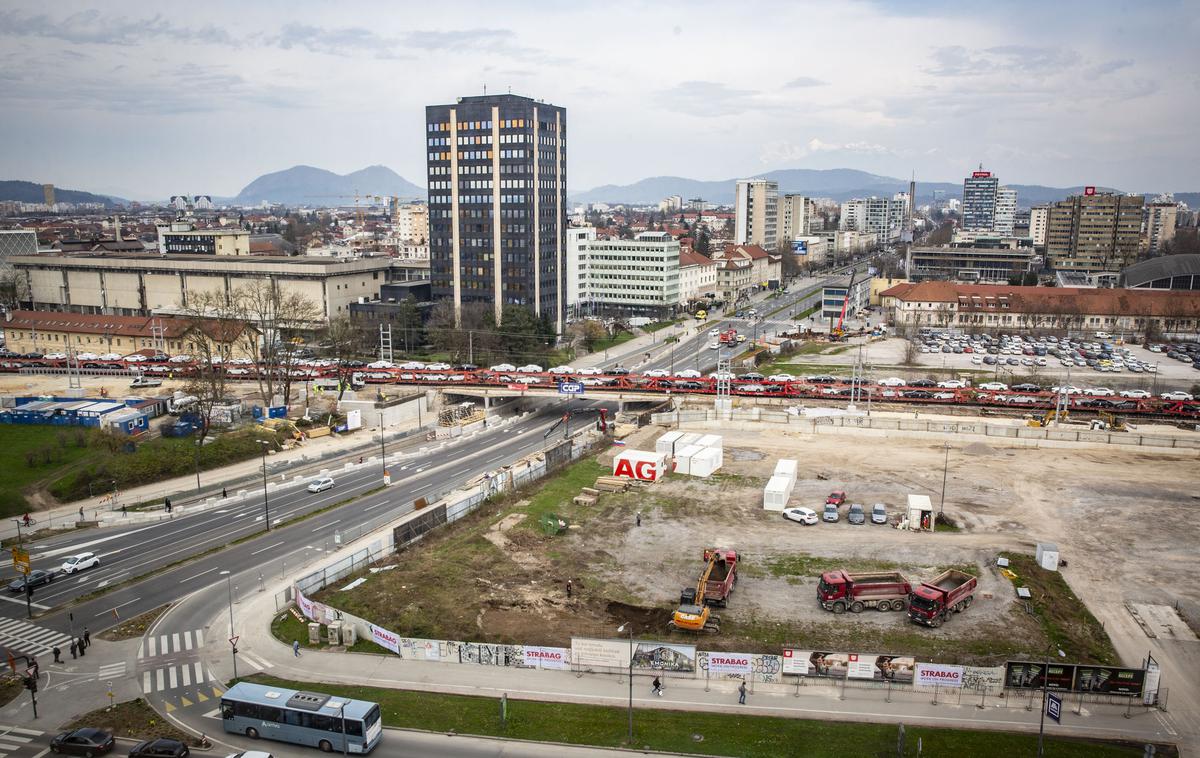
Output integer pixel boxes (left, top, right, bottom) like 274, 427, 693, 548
734, 179, 778, 249
779, 194, 814, 242
1045, 191, 1145, 272
573, 231, 680, 319
1145, 202, 1178, 256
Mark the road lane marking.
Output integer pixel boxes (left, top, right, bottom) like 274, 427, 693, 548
311, 521, 340, 532
179, 567, 219, 583
95, 598, 139, 617
250, 541, 285, 556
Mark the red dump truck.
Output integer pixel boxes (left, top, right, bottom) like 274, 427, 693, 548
817, 570, 912, 613
907, 569, 978, 627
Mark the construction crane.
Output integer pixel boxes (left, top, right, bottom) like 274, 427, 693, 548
830, 268, 860, 341
302, 192, 384, 227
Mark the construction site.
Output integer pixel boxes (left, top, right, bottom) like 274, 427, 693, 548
306, 414, 1200, 670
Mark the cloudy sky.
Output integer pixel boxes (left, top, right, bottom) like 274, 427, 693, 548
0, 0, 1196, 199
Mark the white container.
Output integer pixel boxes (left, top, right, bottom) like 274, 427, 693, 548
676, 432, 703, 449
656, 431, 685, 456
673, 444, 705, 476
906, 493, 934, 531
695, 433, 723, 451
1036, 542, 1060, 571
613, 449, 669, 482
773, 459, 798, 487
690, 446, 723, 477
762, 474, 792, 510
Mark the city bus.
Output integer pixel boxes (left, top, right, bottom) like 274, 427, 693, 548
220, 681, 382, 753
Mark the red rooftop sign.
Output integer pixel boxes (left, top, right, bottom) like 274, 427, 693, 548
1084, 186, 1096, 196
971, 171, 992, 178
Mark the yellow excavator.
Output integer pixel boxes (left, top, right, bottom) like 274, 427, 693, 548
669, 549, 737, 634
1026, 409, 1068, 427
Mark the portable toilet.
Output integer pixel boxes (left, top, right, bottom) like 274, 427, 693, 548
1036, 543, 1060, 571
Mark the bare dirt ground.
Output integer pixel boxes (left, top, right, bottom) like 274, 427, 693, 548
317, 418, 1200, 668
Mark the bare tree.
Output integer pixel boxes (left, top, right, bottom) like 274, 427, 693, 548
323, 316, 367, 401
235, 279, 322, 408
177, 290, 253, 444
0, 268, 31, 310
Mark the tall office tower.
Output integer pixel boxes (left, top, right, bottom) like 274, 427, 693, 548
993, 187, 1018, 236
962, 168, 999, 231
734, 179, 779, 249
1144, 202, 1178, 256
425, 94, 567, 330
1045, 190, 1145, 271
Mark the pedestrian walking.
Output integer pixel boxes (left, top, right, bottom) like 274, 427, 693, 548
69, 640, 77, 659
52, 645, 61, 664
292, 640, 301, 657
652, 676, 663, 697
121, 504, 127, 516
78, 507, 84, 520
738, 680, 747, 704
565, 579, 573, 598
165, 498, 172, 514
636, 511, 642, 527
222, 487, 228, 498
78, 637, 86, 657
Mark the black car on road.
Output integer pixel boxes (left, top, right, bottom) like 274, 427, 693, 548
128, 739, 190, 758
50, 728, 114, 757
8, 569, 54, 593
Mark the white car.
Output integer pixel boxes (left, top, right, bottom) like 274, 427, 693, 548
1084, 387, 1114, 397
397, 361, 426, 370
576, 367, 603, 375
490, 363, 517, 372
782, 507, 819, 525
1119, 389, 1150, 398
936, 379, 967, 389
977, 382, 1008, 391
100, 353, 123, 361
227, 367, 250, 376
971, 356, 984, 365
736, 384, 767, 393
548, 366, 575, 374
675, 369, 702, 379
307, 477, 335, 493
1160, 391, 1194, 401
707, 341, 719, 350
425, 362, 452, 371
75, 352, 99, 361
643, 369, 670, 378
168, 355, 192, 363
1052, 385, 1083, 395
516, 364, 544, 373
44, 352, 67, 360
767, 373, 796, 382
877, 377, 906, 387
367, 360, 394, 369
708, 328, 720, 336
60, 552, 100, 574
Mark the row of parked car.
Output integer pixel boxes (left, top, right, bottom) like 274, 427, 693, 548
782, 491, 890, 525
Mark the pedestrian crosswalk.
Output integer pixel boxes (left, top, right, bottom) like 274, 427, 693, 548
137, 629, 203, 659
97, 661, 126, 680
139, 652, 270, 694
0, 617, 72, 656
0, 724, 43, 758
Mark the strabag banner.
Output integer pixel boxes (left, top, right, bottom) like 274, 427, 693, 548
368, 624, 400, 655
523, 646, 570, 670
704, 652, 753, 675
915, 663, 964, 688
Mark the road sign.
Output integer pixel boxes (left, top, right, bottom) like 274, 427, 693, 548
1047, 692, 1062, 723
558, 381, 584, 395
11, 548, 30, 574
229, 635, 240, 648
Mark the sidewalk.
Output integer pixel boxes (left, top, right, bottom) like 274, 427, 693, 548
216, 559, 1185, 754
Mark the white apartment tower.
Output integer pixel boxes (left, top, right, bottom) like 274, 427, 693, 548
734, 179, 779, 250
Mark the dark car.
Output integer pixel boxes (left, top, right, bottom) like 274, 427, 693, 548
455, 363, 479, 371
605, 367, 630, 376
674, 380, 703, 390
50, 727, 114, 757
342, 360, 367, 368
847, 503, 866, 525
8, 569, 54, 593
128, 738, 189, 758
907, 379, 936, 388
1012, 383, 1042, 393
739, 372, 765, 381
904, 390, 934, 399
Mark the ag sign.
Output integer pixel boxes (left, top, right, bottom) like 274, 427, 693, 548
612, 450, 667, 482
558, 381, 585, 395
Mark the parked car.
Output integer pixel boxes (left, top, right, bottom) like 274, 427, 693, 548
936, 379, 968, 389
847, 503, 866, 525
1160, 391, 1194, 401
643, 369, 670, 378
50, 728, 114, 757
1084, 387, 1115, 397
767, 373, 796, 382
877, 377, 906, 387
60, 552, 100, 574
674, 369, 702, 378
44, 352, 68, 360
822, 503, 840, 523
306, 477, 335, 493
825, 491, 846, 505
782, 507, 818, 525
1119, 389, 1151, 398
871, 503, 888, 524
977, 382, 1008, 391
548, 366, 575, 374
489, 363, 516, 372
8, 569, 54, 592
1011, 383, 1042, 393
128, 739, 190, 758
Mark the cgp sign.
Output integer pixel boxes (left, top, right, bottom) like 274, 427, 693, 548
558, 381, 585, 395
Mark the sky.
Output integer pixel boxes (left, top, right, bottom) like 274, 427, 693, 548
0, 0, 1197, 200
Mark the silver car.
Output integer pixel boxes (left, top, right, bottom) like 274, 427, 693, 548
871, 504, 888, 525
847, 503, 866, 525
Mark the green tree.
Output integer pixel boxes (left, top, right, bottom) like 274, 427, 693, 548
694, 229, 711, 255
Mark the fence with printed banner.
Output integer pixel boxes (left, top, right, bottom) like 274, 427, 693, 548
915, 663, 963, 689
1005, 661, 1146, 697
781, 650, 914, 683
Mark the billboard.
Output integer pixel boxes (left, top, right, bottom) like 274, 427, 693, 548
1004, 661, 1144, 695
791, 240, 808, 255
972, 171, 993, 178
571, 637, 628, 668
780, 651, 914, 682
703, 652, 753, 675
915, 662, 964, 689
632, 641, 697, 672
1084, 186, 1097, 196
523, 646, 570, 670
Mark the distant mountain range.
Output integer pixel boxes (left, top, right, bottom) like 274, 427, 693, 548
570, 169, 1174, 208
232, 165, 424, 206
0, 180, 123, 207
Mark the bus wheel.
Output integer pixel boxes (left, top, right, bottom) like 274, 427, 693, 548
319, 741, 333, 753
246, 728, 259, 740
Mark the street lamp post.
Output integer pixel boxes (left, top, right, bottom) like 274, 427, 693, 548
616, 623, 634, 744
1037, 647, 1066, 758
193, 438, 202, 493
379, 412, 388, 484
938, 442, 950, 517
255, 440, 271, 531
220, 570, 238, 680
336, 701, 349, 757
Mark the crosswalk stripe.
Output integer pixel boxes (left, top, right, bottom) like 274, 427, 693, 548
0, 741, 27, 751
143, 672, 151, 692
181, 665, 191, 687
171, 632, 180, 651
146, 637, 156, 657
197, 629, 204, 647
156, 669, 164, 690
0, 727, 43, 738
136, 639, 144, 659
183, 631, 193, 651
159, 635, 168, 654
168, 668, 177, 689
0, 618, 73, 655
194, 662, 204, 683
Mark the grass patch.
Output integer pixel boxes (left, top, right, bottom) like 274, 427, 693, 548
643, 320, 680, 333
794, 303, 820, 320
64, 698, 198, 744
999, 552, 1118, 665
516, 458, 609, 531
593, 330, 636, 352
99, 604, 170, 642
764, 553, 903, 578
0, 673, 25, 709
243, 673, 1149, 758
0, 426, 98, 516
271, 606, 391, 655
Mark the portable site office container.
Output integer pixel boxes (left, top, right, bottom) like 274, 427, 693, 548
673, 444, 705, 476
689, 446, 722, 477
695, 434, 723, 451
763, 474, 793, 511
655, 431, 685, 456
773, 459, 798, 487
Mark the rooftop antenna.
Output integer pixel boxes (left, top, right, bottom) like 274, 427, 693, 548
483, 83, 487, 95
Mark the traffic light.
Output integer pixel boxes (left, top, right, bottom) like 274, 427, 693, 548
22, 676, 36, 693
